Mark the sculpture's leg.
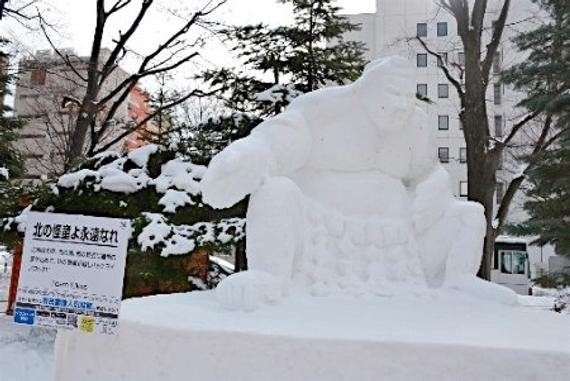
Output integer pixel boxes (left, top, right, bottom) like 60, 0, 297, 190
417, 201, 517, 304
246, 176, 305, 280
216, 177, 305, 311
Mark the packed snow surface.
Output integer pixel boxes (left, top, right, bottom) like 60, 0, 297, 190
54, 290, 570, 381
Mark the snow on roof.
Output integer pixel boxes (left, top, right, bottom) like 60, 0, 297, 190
496, 235, 528, 245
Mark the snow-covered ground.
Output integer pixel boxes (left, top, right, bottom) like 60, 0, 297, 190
1, 260, 56, 381
1, 269, 569, 381
0, 316, 56, 381
54, 290, 570, 381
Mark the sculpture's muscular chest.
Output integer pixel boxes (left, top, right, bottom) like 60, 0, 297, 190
301, 96, 413, 179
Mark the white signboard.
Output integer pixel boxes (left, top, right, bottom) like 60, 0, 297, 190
14, 212, 130, 335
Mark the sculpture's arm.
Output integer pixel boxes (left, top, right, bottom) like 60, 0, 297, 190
249, 107, 312, 176
200, 108, 311, 209
404, 108, 454, 232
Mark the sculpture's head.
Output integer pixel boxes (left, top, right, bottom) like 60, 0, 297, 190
356, 56, 417, 131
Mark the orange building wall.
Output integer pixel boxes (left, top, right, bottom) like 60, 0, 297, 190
123, 85, 156, 152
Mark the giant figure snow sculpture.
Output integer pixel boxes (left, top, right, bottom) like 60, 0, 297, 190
201, 56, 516, 310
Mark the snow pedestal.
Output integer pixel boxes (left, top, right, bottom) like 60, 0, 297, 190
54, 291, 570, 381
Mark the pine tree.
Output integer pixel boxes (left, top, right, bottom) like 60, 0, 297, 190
193, 0, 366, 164
508, 131, 570, 258
502, 0, 570, 117
0, 40, 33, 222
144, 74, 180, 147
0, 42, 25, 180
502, 0, 570, 258
279, 0, 366, 92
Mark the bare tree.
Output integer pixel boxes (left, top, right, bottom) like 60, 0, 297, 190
416, 0, 562, 280
1, 0, 43, 26
34, 0, 226, 168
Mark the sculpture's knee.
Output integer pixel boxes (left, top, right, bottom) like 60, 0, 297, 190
448, 201, 486, 231
444, 201, 486, 276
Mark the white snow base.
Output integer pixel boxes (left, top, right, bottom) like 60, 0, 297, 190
54, 291, 570, 381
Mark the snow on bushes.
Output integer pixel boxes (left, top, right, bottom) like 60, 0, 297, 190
0, 144, 247, 295
138, 213, 245, 256
52, 145, 246, 255
0, 167, 9, 180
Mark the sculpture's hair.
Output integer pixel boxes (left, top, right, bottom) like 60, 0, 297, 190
363, 56, 409, 73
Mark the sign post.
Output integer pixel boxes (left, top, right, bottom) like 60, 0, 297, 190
13, 212, 130, 335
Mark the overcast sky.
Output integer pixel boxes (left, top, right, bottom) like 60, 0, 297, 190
0, 0, 375, 85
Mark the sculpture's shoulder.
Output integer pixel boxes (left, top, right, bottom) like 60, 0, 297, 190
286, 85, 355, 120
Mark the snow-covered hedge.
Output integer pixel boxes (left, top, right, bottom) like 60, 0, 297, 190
0, 144, 246, 296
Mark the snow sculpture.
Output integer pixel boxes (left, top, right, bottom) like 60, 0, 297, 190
201, 56, 516, 310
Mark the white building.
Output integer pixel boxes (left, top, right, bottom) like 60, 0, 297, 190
13, 49, 153, 178
342, 0, 558, 288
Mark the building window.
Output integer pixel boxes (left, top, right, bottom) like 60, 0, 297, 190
18, 133, 45, 139
438, 83, 449, 98
417, 83, 428, 97
459, 181, 468, 197
437, 52, 448, 67
459, 147, 467, 163
500, 251, 526, 275
438, 147, 450, 163
496, 182, 504, 204
458, 52, 465, 66
417, 53, 428, 67
23, 153, 44, 159
460, 181, 468, 197
438, 115, 449, 130
497, 151, 503, 169
437, 22, 448, 37
494, 83, 502, 105
417, 23, 428, 37
30, 67, 47, 86
494, 115, 503, 138
493, 52, 501, 74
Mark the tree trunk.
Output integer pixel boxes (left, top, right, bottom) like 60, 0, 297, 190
67, 1, 105, 167
461, 36, 500, 280
234, 239, 248, 272
68, 104, 96, 167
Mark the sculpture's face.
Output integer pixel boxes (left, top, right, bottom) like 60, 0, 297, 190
357, 57, 416, 132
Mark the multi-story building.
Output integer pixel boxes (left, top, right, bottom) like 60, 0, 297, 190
342, 0, 558, 286
13, 48, 154, 178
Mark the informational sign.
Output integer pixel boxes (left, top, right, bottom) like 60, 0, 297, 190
13, 212, 130, 335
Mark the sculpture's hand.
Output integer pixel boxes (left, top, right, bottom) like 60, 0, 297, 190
412, 167, 453, 233
216, 270, 284, 311
200, 137, 273, 209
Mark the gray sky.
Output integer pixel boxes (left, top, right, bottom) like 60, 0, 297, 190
0, 0, 375, 79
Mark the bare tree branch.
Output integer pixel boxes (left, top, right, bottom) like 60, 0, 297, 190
500, 110, 540, 147
99, 0, 154, 85
105, 0, 132, 16
481, 0, 511, 80
471, 0, 488, 39
493, 115, 552, 231
38, 16, 88, 82
416, 36, 465, 104
92, 88, 219, 155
